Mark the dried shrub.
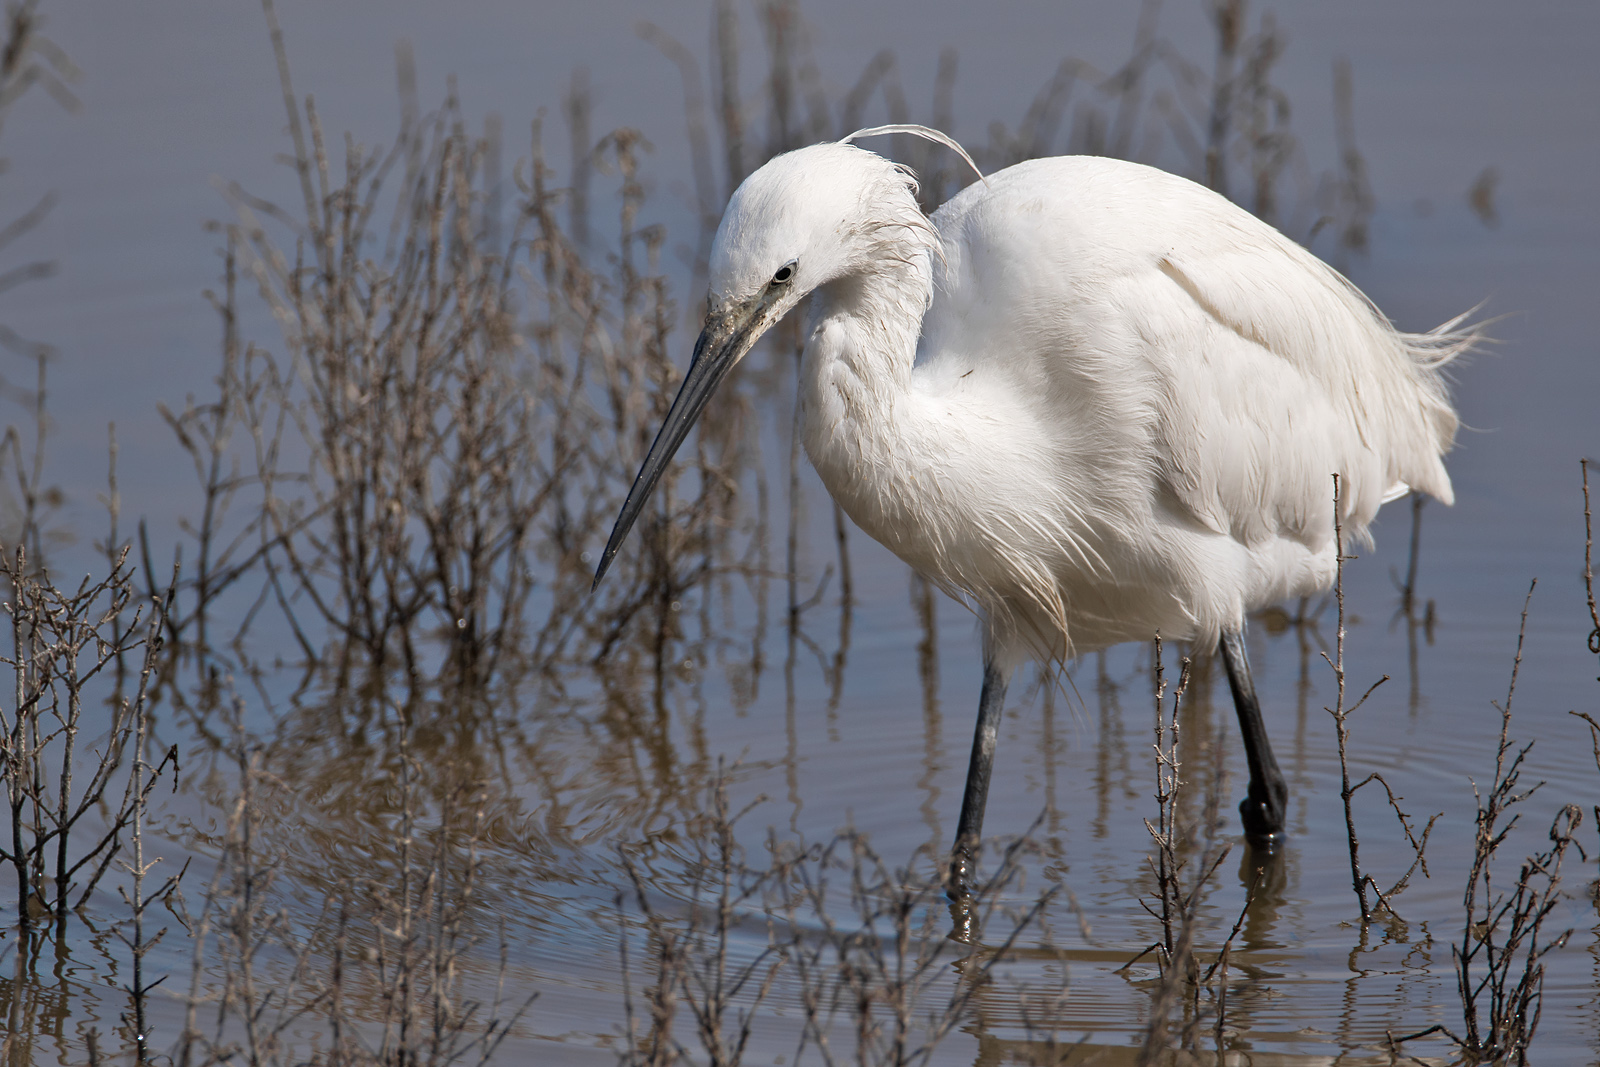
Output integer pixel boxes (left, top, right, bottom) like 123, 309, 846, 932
148, 7, 772, 714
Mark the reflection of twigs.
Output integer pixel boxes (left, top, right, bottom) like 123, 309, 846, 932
1386, 1022, 1457, 1061
615, 770, 1058, 1067
1201, 867, 1260, 986
620, 770, 781, 1067
1204, 865, 1262, 1061
175, 687, 533, 1066
790, 825, 1054, 1066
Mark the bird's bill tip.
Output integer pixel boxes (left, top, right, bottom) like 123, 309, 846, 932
589, 308, 758, 593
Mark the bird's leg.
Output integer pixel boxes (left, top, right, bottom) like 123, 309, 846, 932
1219, 628, 1288, 844
949, 657, 1008, 905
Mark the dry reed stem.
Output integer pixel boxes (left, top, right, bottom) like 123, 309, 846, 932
1127, 638, 1241, 1063
1583, 459, 1599, 682
1324, 474, 1438, 923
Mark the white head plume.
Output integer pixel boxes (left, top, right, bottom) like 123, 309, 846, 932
839, 124, 987, 186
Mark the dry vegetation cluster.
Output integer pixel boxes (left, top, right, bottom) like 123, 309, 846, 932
0, 0, 1596, 1064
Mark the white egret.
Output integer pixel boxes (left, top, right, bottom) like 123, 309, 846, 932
593, 125, 1472, 894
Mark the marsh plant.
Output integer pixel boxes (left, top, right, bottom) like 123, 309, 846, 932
154, 9, 749, 696
1, 0, 1597, 1064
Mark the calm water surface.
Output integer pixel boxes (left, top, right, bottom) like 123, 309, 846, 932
2, 1, 1597, 1063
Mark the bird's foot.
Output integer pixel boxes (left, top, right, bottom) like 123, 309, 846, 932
946, 847, 977, 904
946, 846, 981, 943
1239, 777, 1289, 849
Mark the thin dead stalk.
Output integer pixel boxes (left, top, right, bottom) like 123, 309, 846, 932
1324, 473, 1437, 922
1129, 638, 1237, 1062
1582, 459, 1598, 683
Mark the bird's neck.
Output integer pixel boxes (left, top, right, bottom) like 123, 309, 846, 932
798, 248, 935, 541
804, 252, 931, 403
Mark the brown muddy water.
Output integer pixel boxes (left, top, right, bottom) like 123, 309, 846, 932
1, 1, 1598, 1064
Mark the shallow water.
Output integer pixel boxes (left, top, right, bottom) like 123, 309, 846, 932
2, 1, 1598, 1063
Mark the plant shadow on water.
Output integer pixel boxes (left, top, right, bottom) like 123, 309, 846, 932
1, 0, 1598, 1064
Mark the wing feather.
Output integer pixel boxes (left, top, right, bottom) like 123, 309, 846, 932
1148, 219, 1460, 550
927, 155, 1470, 557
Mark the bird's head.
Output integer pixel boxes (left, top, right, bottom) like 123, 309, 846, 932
709, 141, 920, 310
591, 127, 981, 589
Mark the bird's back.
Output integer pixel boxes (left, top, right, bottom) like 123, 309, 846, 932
922, 155, 1462, 561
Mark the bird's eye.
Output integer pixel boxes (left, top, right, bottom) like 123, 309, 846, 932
771, 264, 794, 285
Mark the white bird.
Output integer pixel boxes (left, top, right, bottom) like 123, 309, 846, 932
593, 125, 1472, 896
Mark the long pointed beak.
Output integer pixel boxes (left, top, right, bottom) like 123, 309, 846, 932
591, 303, 763, 590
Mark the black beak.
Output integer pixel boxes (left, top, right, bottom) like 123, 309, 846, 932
591, 305, 760, 590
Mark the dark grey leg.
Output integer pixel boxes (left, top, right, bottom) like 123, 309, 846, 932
948, 657, 1008, 901
1219, 628, 1288, 843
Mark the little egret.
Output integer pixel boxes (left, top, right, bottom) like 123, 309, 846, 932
593, 125, 1472, 894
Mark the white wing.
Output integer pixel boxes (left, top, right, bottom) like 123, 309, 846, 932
926, 156, 1464, 555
